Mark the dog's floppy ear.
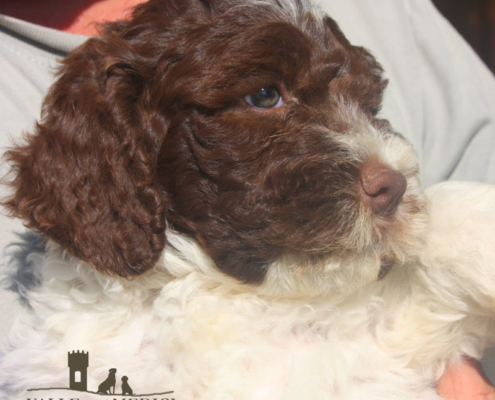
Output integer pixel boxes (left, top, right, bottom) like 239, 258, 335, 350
4, 27, 170, 277
324, 16, 387, 116
323, 16, 353, 48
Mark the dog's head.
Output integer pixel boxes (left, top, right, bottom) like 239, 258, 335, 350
4, 0, 427, 296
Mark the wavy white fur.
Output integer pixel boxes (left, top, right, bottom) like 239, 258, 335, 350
1, 181, 495, 399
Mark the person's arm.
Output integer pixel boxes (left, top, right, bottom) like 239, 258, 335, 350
438, 359, 495, 400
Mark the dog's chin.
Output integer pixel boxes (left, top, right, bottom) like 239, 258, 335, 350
258, 252, 383, 299
257, 191, 429, 299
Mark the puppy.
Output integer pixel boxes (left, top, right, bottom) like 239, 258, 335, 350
98, 368, 117, 394
1, 0, 495, 399
121, 376, 133, 396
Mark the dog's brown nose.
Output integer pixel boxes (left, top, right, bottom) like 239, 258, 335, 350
359, 163, 407, 215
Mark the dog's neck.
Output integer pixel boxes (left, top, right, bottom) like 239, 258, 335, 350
0, 0, 146, 35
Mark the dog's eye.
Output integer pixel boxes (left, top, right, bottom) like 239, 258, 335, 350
245, 86, 283, 109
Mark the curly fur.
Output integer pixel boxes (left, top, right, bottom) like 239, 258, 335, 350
3, 0, 392, 283
2, 0, 495, 399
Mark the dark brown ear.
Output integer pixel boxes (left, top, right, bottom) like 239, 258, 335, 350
323, 16, 353, 48
324, 16, 388, 116
4, 31, 169, 277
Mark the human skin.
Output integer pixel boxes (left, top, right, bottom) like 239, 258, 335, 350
438, 359, 495, 400
0, 0, 492, 398
0, 0, 143, 35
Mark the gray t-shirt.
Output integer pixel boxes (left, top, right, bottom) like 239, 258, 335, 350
0, 15, 88, 348
1, 0, 495, 351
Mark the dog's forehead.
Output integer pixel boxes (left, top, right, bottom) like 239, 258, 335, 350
159, 0, 342, 101
207, 23, 315, 79
206, 0, 324, 23
205, 0, 333, 60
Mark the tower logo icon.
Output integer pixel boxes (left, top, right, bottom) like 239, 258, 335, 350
68, 350, 88, 391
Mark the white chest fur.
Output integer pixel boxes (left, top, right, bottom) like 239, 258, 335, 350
3, 182, 495, 400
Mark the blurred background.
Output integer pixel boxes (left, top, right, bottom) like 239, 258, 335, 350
433, 0, 495, 74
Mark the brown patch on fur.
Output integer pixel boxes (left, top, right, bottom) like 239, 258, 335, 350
3, 0, 390, 283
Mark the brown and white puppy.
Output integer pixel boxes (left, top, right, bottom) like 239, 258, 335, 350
2, 0, 494, 399
4, 0, 425, 287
